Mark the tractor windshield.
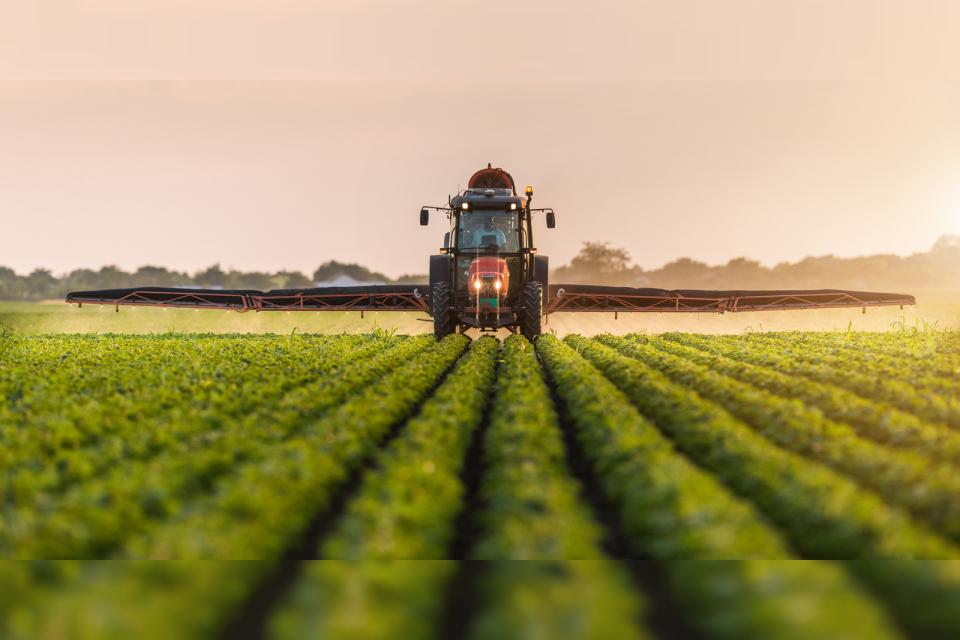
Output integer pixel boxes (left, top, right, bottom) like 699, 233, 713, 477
456, 210, 519, 252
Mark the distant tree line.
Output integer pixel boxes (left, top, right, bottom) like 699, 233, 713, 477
553, 235, 960, 291
0, 261, 427, 301
3, 236, 958, 300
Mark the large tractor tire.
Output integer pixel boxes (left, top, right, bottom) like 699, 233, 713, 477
431, 282, 456, 340
519, 281, 543, 341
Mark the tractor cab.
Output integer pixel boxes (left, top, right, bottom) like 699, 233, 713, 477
450, 187, 525, 323
421, 165, 555, 339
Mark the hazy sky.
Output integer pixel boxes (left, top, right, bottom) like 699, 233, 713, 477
2, 1, 959, 278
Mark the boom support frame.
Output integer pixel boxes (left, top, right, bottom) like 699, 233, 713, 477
545, 286, 915, 314
66, 285, 914, 316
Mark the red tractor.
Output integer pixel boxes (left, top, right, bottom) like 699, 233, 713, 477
420, 164, 554, 340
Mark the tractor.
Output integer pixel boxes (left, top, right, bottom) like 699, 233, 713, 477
420, 165, 555, 340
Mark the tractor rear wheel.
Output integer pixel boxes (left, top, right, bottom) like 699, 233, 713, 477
431, 282, 455, 340
519, 281, 543, 341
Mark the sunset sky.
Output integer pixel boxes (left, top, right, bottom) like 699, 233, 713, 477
2, 1, 959, 278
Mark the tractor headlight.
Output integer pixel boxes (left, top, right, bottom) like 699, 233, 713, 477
473, 279, 482, 290
494, 279, 502, 290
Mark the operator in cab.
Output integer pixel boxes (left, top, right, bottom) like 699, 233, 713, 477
462, 215, 508, 250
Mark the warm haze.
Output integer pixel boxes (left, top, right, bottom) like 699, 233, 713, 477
2, 1, 959, 279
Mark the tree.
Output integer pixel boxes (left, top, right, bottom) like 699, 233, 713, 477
717, 258, 769, 287
225, 270, 274, 291
134, 266, 191, 287
195, 264, 227, 288
25, 269, 58, 299
654, 258, 711, 286
552, 242, 643, 285
95, 265, 133, 289
0, 267, 26, 300
313, 260, 390, 284
932, 235, 960, 255
274, 270, 313, 289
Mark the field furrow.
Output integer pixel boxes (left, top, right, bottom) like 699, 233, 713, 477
738, 332, 960, 395
656, 333, 960, 466
537, 335, 899, 640
566, 335, 960, 638
267, 336, 499, 639
3, 329, 960, 638
702, 334, 960, 428
747, 330, 960, 363
3, 335, 470, 639
599, 334, 960, 540
0, 334, 435, 557
0, 335, 394, 499
462, 335, 645, 640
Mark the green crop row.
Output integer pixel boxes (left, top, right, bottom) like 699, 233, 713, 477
0, 334, 360, 445
269, 337, 499, 639
0, 334, 435, 557
1, 335, 392, 501
537, 335, 900, 640
566, 336, 960, 638
703, 333, 960, 428
121, 333, 467, 559
743, 329, 960, 362
1, 560, 268, 640
537, 336, 787, 557
658, 333, 960, 467
736, 332, 960, 398
466, 335, 644, 640
6, 335, 471, 639
604, 334, 960, 541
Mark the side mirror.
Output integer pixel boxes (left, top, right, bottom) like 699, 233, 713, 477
420, 208, 429, 226
443, 231, 450, 249
546, 210, 556, 229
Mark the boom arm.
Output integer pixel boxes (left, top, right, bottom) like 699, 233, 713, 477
545, 285, 915, 314
66, 285, 429, 312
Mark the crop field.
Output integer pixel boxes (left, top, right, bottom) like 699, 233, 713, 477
2, 329, 960, 638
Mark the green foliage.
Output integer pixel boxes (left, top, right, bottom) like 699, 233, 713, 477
568, 334, 960, 638
270, 560, 455, 640
552, 242, 643, 286
471, 336, 605, 560
5, 329, 960, 638
539, 335, 899, 640
571, 335, 955, 558
124, 334, 469, 560
698, 332, 960, 428
538, 335, 787, 559
659, 333, 960, 465
321, 337, 499, 560
1, 335, 436, 558
312, 260, 391, 284
466, 335, 645, 640
269, 338, 498, 638
2, 334, 469, 638
600, 334, 960, 541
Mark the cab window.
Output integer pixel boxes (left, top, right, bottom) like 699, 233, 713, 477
457, 211, 519, 252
